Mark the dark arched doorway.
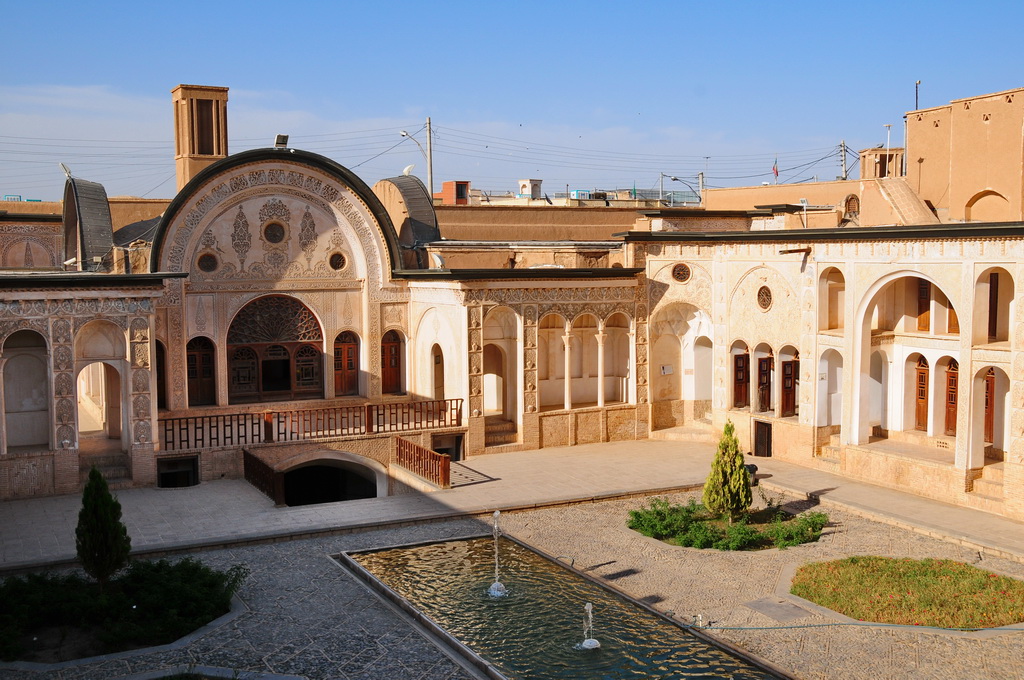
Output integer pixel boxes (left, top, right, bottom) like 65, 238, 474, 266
283, 463, 377, 506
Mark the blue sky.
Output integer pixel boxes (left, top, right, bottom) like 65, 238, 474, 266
2, 1, 1022, 201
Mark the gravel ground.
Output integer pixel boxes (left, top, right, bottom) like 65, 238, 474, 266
3, 491, 1023, 680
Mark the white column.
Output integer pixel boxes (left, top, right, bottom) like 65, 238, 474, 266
563, 329, 573, 411
596, 331, 606, 408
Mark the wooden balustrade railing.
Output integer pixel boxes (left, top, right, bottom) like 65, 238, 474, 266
160, 398, 463, 450
395, 437, 451, 489
161, 413, 264, 451
242, 447, 284, 505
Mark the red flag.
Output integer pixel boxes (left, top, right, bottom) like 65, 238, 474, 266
772, 158, 779, 178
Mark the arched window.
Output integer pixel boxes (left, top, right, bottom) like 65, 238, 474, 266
333, 331, 360, 396
226, 295, 324, 404
186, 337, 216, 406
381, 330, 404, 395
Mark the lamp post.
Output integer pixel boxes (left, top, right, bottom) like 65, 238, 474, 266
660, 173, 702, 206
400, 118, 433, 198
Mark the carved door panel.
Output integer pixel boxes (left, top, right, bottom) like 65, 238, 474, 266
915, 359, 928, 431
944, 361, 958, 436
984, 369, 995, 443
381, 330, 402, 395
334, 333, 359, 396
757, 358, 773, 413
917, 279, 930, 332
781, 360, 796, 417
733, 353, 748, 408
186, 337, 216, 406
754, 420, 772, 457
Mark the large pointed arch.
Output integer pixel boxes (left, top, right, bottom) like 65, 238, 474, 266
150, 148, 404, 278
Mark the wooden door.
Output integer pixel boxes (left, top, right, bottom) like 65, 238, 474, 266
988, 273, 999, 340
757, 357, 773, 412
984, 369, 995, 443
781, 360, 796, 417
334, 332, 359, 396
944, 360, 958, 436
381, 330, 402, 394
917, 279, 930, 332
733, 353, 748, 408
186, 337, 216, 406
915, 357, 928, 431
754, 420, 772, 457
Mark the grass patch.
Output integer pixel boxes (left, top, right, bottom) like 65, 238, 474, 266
627, 497, 828, 550
0, 558, 248, 662
791, 556, 1024, 629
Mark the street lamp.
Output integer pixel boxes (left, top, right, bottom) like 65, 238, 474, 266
660, 173, 702, 206
400, 123, 433, 198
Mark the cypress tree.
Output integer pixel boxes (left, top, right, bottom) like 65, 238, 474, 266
75, 466, 132, 587
702, 420, 752, 523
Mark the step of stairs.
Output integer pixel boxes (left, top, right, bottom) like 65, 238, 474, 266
649, 425, 717, 444
484, 417, 518, 447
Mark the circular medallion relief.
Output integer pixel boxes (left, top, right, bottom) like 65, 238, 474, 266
757, 286, 773, 311
329, 252, 347, 271
671, 263, 692, 282
197, 253, 219, 272
263, 223, 285, 243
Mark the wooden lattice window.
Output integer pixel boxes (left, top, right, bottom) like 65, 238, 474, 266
671, 263, 691, 282
230, 347, 259, 394
228, 296, 322, 344
757, 286, 773, 311
295, 344, 321, 388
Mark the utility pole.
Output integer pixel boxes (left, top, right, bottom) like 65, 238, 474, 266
840, 140, 848, 180
884, 124, 892, 178
425, 117, 434, 199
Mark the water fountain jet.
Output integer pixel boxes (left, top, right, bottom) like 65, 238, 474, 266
487, 510, 507, 598
579, 601, 601, 649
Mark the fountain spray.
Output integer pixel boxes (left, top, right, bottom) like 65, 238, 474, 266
487, 510, 507, 598
580, 602, 600, 649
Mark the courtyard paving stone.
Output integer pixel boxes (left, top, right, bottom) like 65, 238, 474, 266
2, 440, 1024, 678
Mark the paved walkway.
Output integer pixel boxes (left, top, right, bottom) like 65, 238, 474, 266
4, 439, 1024, 680
3, 439, 1024, 570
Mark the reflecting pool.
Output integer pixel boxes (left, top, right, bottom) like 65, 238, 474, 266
349, 536, 783, 679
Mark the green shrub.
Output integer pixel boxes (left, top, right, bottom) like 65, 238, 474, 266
0, 558, 249, 661
628, 497, 829, 552
627, 497, 703, 540
714, 520, 764, 551
677, 520, 721, 549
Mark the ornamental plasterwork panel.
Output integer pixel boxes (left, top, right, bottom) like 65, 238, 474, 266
464, 285, 634, 306
163, 163, 389, 290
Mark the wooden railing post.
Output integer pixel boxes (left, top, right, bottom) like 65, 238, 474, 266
365, 403, 375, 434
264, 412, 275, 443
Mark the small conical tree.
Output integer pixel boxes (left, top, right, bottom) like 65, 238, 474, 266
76, 466, 131, 588
702, 420, 752, 523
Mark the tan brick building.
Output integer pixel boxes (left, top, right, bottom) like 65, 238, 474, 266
0, 85, 1021, 520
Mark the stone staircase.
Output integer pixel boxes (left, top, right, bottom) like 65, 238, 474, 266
877, 177, 940, 225
648, 420, 717, 444
484, 416, 518, 447
815, 434, 842, 473
79, 452, 132, 489
967, 461, 1004, 514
